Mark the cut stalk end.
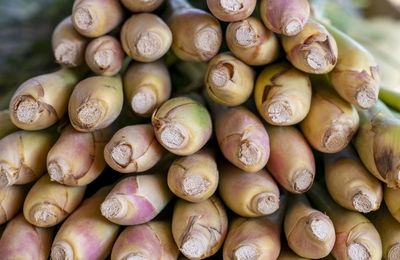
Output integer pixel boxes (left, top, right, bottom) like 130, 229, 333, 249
55, 42, 79, 67
306, 48, 327, 71
194, 28, 220, 55
352, 192, 373, 213
210, 62, 234, 88
51, 241, 74, 260
74, 7, 94, 31
101, 197, 128, 220
267, 100, 292, 124
30, 204, 58, 227
323, 124, 352, 152
284, 19, 302, 36
293, 169, 313, 192
239, 141, 261, 167
219, 0, 244, 13
0, 163, 17, 187
356, 88, 377, 109
131, 88, 157, 115
252, 192, 279, 215
182, 175, 211, 196
308, 216, 330, 241
159, 123, 188, 150
13, 95, 39, 124
181, 234, 208, 259
111, 142, 133, 168
76, 100, 105, 127
347, 242, 371, 260
94, 49, 113, 70
48, 159, 69, 183
233, 244, 259, 260
135, 32, 161, 58
235, 21, 257, 47
388, 243, 400, 260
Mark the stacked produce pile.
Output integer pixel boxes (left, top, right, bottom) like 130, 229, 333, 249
0, 0, 400, 259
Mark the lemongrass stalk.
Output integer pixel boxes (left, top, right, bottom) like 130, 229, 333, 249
282, 20, 338, 74
152, 96, 212, 156
266, 125, 315, 194
206, 0, 256, 22
254, 62, 312, 125
0, 110, 18, 140
307, 183, 382, 260
379, 88, 400, 112
111, 220, 179, 260
47, 125, 111, 186
52, 16, 88, 67
85, 35, 124, 76
0, 214, 53, 260
104, 124, 164, 173
277, 245, 309, 260
23, 174, 86, 228
384, 186, 400, 222
225, 17, 280, 66
50, 186, 120, 260
124, 61, 171, 117
168, 147, 218, 202
300, 75, 359, 153
68, 75, 123, 132
172, 196, 228, 259
9, 68, 83, 130
0, 184, 29, 224
167, 0, 222, 62
101, 173, 172, 225
72, 0, 124, 38
213, 105, 270, 172
121, 0, 164, 12
325, 146, 383, 213
205, 53, 255, 106
284, 194, 335, 259
0, 130, 57, 188
121, 13, 172, 62
260, 0, 310, 36
354, 100, 400, 188
323, 22, 380, 109
219, 163, 280, 217
368, 204, 400, 260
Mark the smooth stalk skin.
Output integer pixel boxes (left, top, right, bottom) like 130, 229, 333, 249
354, 101, 400, 188
0, 184, 28, 224
214, 106, 270, 172
111, 221, 179, 260
284, 195, 335, 259
266, 125, 315, 194
205, 53, 255, 106
379, 88, 400, 112
85, 35, 124, 76
325, 147, 383, 213
167, 0, 222, 62
223, 192, 287, 260
50, 186, 120, 260
152, 97, 212, 156
52, 16, 88, 67
368, 204, 400, 260
225, 17, 280, 66
121, 13, 172, 62
172, 196, 228, 259
277, 245, 309, 260
68, 75, 123, 132
307, 183, 382, 260
9, 68, 82, 130
100, 173, 172, 225
206, 0, 256, 22
72, 0, 124, 38
219, 163, 280, 217
254, 62, 312, 126
23, 174, 86, 228
47, 125, 111, 186
0, 130, 57, 188
0, 214, 53, 260
0, 110, 18, 140
260, 0, 310, 36
385, 186, 400, 222
300, 76, 359, 153
282, 20, 338, 74
168, 148, 218, 203
104, 124, 164, 173
324, 22, 380, 110
121, 0, 164, 12
124, 61, 171, 117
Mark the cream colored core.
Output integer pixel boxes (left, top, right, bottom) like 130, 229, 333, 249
135, 32, 161, 58
220, 0, 244, 13
159, 123, 188, 150
323, 122, 352, 152
74, 7, 94, 30
48, 159, 70, 183
51, 241, 74, 260
32, 204, 57, 226
131, 88, 157, 115
15, 97, 39, 123
235, 22, 257, 47
183, 175, 210, 196
347, 243, 371, 260
111, 143, 132, 168
194, 28, 219, 54
94, 49, 113, 69
309, 217, 330, 241
253, 192, 279, 215
55, 43, 78, 66
101, 197, 127, 219
181, 235, 208, 259
267, 100, 292, 124
285, 19, 302, 36
234, 244, 259, 260
77, 101, 104, 126
239, 141, 261, 166
293, 169, 313, 192
306, 48, 327, 71
356, 89, 377, 109
0, 163, 16, 187
388, 244, 400, 260
352, 192, 373, 213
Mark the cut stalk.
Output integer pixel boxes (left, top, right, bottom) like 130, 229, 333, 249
206, 0, 256, 22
